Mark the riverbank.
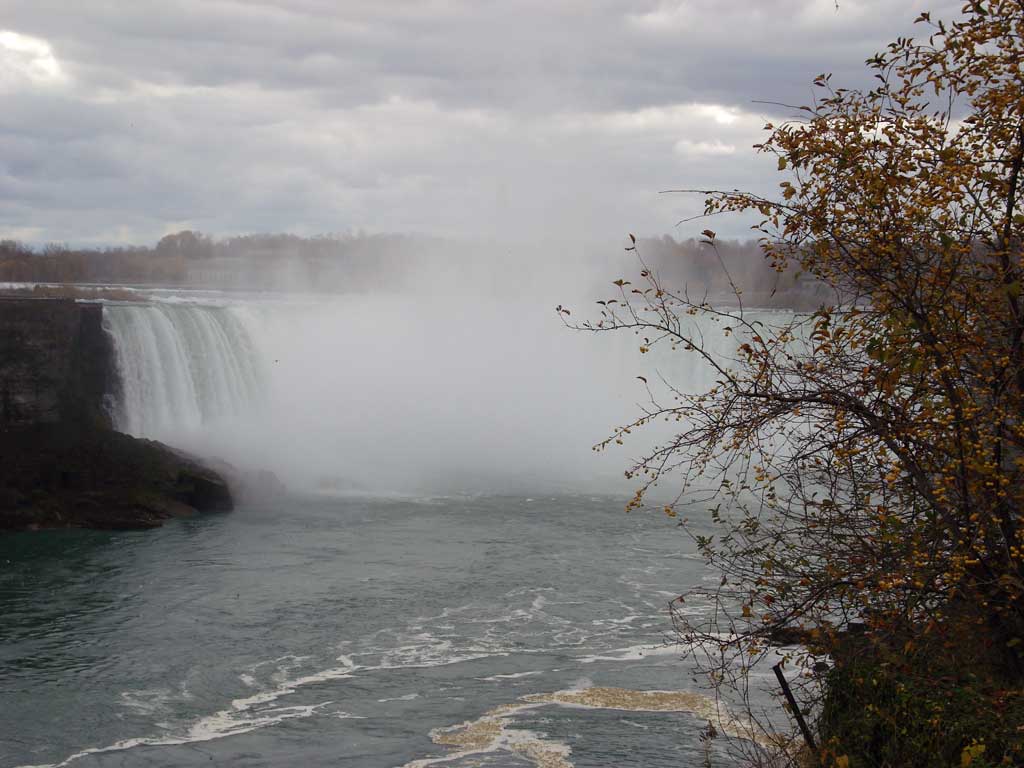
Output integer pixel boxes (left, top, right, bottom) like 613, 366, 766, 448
0, 423, 233, 530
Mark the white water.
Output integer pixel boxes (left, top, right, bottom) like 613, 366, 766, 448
104, 303, 265, 440
100, 289, 769, 494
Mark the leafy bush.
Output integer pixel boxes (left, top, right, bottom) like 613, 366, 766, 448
818, 644, 1024, 767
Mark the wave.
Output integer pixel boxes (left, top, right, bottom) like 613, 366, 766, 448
477, 670, 545, 681
18, 703, 354, 768
16, 646, 517, 768
576, 642, 683, 664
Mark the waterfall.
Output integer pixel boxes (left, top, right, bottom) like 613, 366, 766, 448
103, 303, 264, 441
98, 290, 788, 494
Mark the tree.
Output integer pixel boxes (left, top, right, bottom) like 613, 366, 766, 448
155, 230, 213, 260
561, 2, 1024, 764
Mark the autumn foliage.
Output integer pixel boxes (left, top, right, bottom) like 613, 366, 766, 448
564, 2, 1024, 765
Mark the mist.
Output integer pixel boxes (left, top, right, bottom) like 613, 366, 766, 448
0, 0, 856, 495
101, 240, 688, 497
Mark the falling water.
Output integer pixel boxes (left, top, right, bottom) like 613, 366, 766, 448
99, 291, 782, 494
103, 303, 264, 441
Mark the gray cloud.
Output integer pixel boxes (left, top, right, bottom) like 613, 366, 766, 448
0, 0, 963, 245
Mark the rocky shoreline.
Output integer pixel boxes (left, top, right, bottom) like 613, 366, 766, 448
0, 423, 233, 530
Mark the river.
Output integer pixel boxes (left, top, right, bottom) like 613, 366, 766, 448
1, 286, 783, 766
0, 491, 756, 767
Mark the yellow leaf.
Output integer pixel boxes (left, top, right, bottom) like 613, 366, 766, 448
961, 743, 986, 767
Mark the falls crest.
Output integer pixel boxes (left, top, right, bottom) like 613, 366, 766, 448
103, 304, 264, 440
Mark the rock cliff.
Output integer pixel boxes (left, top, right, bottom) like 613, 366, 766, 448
0, 297, 115, 427
0, 424, 233, 530
0, 298, 234, 530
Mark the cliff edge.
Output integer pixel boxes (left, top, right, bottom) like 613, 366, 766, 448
0, 424, 233, 530
0, 297, 234, 530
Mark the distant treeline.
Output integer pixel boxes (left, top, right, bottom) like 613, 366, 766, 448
0, 232, 444, 291
636, 236, 832, 310
0, 231, 829, 307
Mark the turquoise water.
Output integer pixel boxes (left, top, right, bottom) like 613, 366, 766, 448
0, 493, 751, 767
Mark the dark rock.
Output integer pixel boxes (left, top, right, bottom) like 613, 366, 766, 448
193, 455, 288, 504
0, 298, 115, 428
0, 299, 234, 532
764, 622, 866, 648
0, 423, 234, 531
177, 465, 233, 512
765, 626, 820, 646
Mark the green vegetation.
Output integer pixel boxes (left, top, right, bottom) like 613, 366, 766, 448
819, 648, 1024, 767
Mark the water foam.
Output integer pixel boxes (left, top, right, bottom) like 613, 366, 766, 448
576, 642, 683, 664
401, 684, 775, 768
17, 644, 525, 768
477, 670, 545, 681
400, 699, 570, 768
16, 655, 359, 768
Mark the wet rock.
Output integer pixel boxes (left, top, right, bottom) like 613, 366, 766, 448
0, 423, 234, 531
177, 464, 233, 512
0, 298, 115, 428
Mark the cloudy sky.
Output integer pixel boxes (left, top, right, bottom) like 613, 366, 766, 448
0, 0, 959, 246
